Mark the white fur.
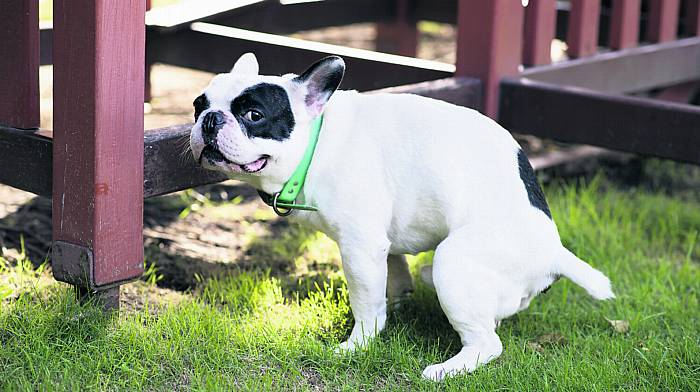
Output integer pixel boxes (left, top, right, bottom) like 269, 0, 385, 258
190, 54, 615, 381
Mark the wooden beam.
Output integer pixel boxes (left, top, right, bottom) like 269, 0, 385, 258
0, 0, 39, 129
455, 0, 524, 117
647, 0, 680, 43
200, 0, 395, 34
0, 127, 52, 197
375, 0, 418, 57
523, 0, 557, 66
567, 0, 601, 58
148, 23, 454, 91
522, 37, 700, 93
687, 0, 700, 36
52, 0, 145, 293
499, 77, 700, 165
609, 0, 640, 49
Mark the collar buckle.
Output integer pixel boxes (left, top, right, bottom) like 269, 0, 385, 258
271, 192, 293, 217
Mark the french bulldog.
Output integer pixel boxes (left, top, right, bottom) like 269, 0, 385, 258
189, 53, 615, 381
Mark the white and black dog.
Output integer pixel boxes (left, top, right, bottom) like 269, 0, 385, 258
189, 53, 615, 381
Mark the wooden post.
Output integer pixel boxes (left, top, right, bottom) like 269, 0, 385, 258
567, 0, 601, 58
647, 0, 680, 43
0, 0, 39, 129
687, 0, 700, 36
523, 0, 557, 66
609, 0, 641, 49
146, 0, 153, 102
52, 0, 145, 309
455, 0, 524, 118
375, 0, 418, 57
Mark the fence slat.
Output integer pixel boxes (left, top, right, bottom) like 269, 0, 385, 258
686, 0, 700, 36
567, 0, 601, 58
375, 0, 418, 56
523, 0, 557, 66
456, 0, 523, 117
0, 0, 39, 129
609, 0, 640, 49
53, 0, 145, 299
647, 0, 680, 43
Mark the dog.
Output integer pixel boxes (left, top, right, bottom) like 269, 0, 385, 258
189, 53, 615, 381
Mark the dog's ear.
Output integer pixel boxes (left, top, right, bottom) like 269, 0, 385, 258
293, 56, 345, 117
231, 52, 259, 75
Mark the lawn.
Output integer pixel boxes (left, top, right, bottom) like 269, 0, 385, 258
1, 172, 699, 391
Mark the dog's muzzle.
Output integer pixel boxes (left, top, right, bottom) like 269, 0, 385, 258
201, 110, 226, 145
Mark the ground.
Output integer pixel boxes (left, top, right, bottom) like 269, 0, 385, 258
1, 4, 700, 391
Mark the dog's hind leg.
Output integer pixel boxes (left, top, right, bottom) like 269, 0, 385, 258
387, 254, 414, 308
422, 228, 504, 381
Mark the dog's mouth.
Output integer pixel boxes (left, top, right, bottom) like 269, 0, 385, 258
200, 146, 268, 174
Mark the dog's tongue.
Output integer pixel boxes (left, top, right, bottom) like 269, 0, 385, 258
242, 157, 266, 172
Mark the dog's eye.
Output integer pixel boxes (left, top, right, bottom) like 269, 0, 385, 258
244, 110, 264, 122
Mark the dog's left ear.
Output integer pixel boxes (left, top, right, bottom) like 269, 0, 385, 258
293, 56, 345, 117
231, 52, 259, 75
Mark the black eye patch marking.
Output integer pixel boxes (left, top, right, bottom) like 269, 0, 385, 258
193, 94, 210, 121
517, 149, 552, 219
230, 83, 295, 141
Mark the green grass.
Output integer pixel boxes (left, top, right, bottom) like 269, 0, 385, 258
1, 175, 699, 391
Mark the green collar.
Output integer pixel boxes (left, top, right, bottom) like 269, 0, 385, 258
258, 114, 323, 216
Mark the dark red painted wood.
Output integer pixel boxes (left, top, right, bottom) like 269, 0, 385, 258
609, 0, 640, 49
647, 0, 680, 43
0, 0, 39, 129
375, 0, 418, 56
523, 0, 557, 66
567, 0, 601, 58
455, 0, 524, 117
500, 77, 700, 165
146, 0, 153, 102
53, 0, 145, 288
685, 0, 700, 36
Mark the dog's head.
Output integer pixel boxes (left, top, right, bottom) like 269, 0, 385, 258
190, 53, 344, 188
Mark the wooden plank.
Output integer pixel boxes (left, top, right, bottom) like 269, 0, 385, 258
0, 0, 39, 129
144, 124, 227, 198
0, 127, 52, 197
53, 0, 145, 290
371, 77, 481, 110
375, 0, 418, 57
685, 0, 700, 36
522, 37, 700, 93
146, 0, 264, 30
609, 0, 640, 49
523, 0, 557, 67
499, 77, 700, 164
148, 23, 454, 91
567, 0, 601, 58
455, 0, 524, 117
192, 0, 394, 34
647, 0, 680, 43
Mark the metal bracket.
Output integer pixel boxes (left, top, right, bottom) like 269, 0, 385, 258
52, 240, 95, 289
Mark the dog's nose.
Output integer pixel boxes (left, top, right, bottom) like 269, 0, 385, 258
202, 110, 225, 144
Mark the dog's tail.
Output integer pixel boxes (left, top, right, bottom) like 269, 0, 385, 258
557, 248, 615, 300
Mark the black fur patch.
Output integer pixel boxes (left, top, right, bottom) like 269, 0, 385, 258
517, 149, 551, 219
193, 94, 210, 121
230, 83, 295, 141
